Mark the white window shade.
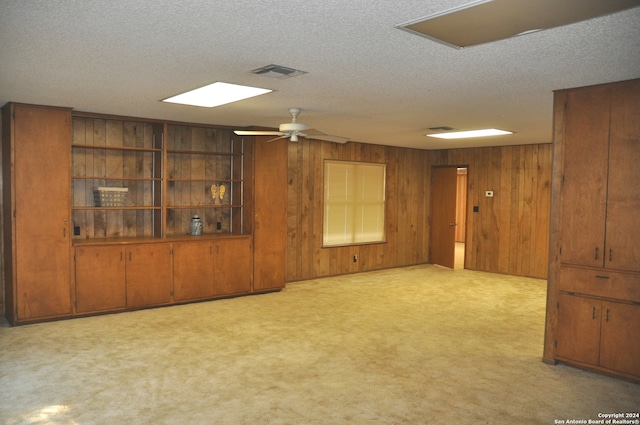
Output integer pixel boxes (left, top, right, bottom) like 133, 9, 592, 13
323, 161, 386, 246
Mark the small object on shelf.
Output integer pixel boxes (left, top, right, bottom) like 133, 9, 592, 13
93, 187, 128, 207
190, 215, 203, 236
211, 184, 218, 205
219, 184, 226, 202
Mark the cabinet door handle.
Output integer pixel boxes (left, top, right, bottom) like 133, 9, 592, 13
594, 275, 610, 279
592, 306, 596, 319
594, 247, 599, 260
608, 248, 612, 262
605, 308, 610, 322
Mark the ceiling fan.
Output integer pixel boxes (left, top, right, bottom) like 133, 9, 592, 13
233, 108, 349, 143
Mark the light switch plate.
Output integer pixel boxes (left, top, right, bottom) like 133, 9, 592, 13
485, 190, 494, 197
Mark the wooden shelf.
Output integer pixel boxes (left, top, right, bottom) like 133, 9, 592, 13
73, 176, 162, 181
166, 178, 241, 183
72, 236, 163, 246
167, 149, 239, 156
166, 205, 243, 209
73, 144, 162, 152
71, 117, 247, 240
72, 206, 162, 211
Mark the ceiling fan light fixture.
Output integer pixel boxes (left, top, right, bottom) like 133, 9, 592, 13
162, 82, 272, 107
426, 128, 513, 139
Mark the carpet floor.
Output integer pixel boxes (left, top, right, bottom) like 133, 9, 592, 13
1, 265, 638, 424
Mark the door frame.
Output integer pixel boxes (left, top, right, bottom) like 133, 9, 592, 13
429, 165, 469, 269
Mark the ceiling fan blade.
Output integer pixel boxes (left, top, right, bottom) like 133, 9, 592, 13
303, 129, 350, 144
234, 130, 283, 136
266, 135, 288, 143
305, 134, 350, 144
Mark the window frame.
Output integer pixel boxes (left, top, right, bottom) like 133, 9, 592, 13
322, 159, 387, 248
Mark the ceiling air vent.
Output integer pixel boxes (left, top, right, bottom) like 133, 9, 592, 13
251, 64, 308, 79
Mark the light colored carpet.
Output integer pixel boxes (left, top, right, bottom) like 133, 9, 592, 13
0, 265, 638, 425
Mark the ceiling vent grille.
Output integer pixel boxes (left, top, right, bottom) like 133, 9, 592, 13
251, 64, 308, 79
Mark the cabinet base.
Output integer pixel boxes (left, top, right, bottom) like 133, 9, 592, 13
555, 357, 640, 384
5, 289, 286, 326
541, 356, 557, 365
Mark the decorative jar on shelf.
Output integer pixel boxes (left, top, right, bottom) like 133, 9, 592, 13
190, 215, 203, 236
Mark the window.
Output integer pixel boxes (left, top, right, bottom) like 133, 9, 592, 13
323, 160, 386, 246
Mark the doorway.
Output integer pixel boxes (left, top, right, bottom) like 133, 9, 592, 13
430, 166, 468, 269
455, 168, 467, 269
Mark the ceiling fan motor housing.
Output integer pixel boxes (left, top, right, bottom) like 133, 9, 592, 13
279, 122, 309, 132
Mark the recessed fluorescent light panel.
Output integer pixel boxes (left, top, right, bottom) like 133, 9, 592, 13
427, 129, 513, 139
397, 0, 640, 49
162, 82, 272, 107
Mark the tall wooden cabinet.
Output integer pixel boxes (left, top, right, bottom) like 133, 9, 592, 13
2, 104, 73, 323
544, 78, 640, 382
2, 103, 279, 325
252, 136, 287, 291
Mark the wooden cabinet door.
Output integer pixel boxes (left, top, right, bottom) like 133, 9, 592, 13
605, 80, 640, 272
173, 241, 214, 302
253, 136, 287, 291
600, 301, 640, 377
75, 246, 126, 313
559, 86, 610, 268
126, 244, 173, 308
12, 104, 72, 320
214, 238, 252, 296
556, 294, 601, 366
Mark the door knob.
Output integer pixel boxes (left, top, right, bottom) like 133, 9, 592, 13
449, 222, 457, 227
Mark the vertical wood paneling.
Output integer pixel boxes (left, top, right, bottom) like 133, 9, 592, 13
286, 140, 430, 281
122, 122, 137, 237
503, 147, 517, 273
72, 119, 88, 238
92, 120, 107, 237
430, 144, 552, 279
534, 144, 551, 274
105, 121, 123, 237
285, 142, 551, 280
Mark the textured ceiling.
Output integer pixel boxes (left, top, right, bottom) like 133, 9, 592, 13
1, 0, 639, 150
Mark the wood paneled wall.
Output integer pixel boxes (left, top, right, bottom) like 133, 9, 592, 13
286, 141, 430, 281
429, 144, 552, 278
286, 141, 552, 281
